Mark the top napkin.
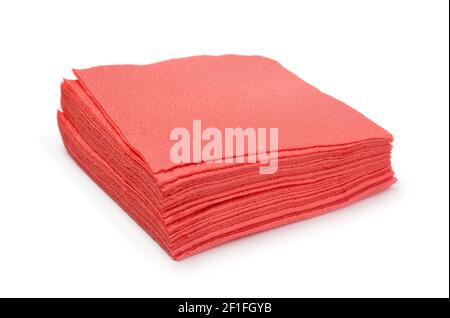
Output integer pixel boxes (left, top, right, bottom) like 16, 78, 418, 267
73, 55, 392, 173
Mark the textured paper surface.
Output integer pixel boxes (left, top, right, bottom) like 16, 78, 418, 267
73, 55, 392, 173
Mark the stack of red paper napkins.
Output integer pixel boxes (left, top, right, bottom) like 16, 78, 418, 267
58, 55, 396, 260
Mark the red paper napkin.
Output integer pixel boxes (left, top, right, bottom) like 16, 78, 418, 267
58, 55, 396, 260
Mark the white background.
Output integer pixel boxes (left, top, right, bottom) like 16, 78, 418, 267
0, 0, 448, 298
